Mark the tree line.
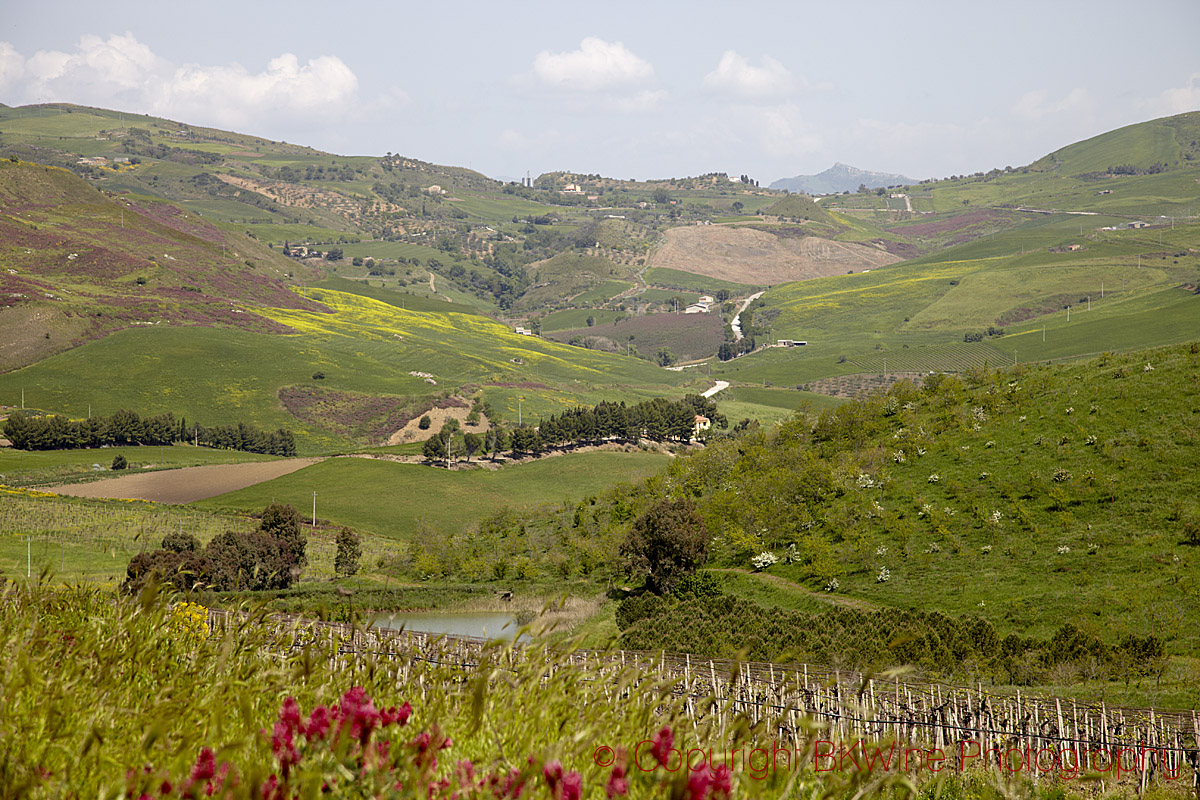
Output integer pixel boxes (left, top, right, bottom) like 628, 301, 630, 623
2, 410, 296, 456
420, 395, 727, 464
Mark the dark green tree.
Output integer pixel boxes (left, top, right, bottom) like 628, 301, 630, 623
620, 498, 709, 595
260, 503, 306, 568
335, 527, 362, 578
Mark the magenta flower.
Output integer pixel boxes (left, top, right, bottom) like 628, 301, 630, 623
650, 726, 674, 767
605, 764, 628, 798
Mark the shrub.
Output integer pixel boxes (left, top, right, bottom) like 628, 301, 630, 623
111, 454, 127, 470
418, 415, 432, 430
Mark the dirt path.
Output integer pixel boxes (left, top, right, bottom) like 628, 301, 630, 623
49, 458, 323, 504
711, 568, 881, 611
729, 291, 763, 341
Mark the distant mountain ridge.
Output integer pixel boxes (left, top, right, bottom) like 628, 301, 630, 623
769, 163, 914, 195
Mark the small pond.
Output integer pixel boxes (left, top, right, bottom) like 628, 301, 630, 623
368, 611, 526, 641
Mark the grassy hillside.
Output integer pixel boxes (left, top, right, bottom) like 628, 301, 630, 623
0, 288, 695, 451
0, 158, 321, 371
462, 341, 1200, 704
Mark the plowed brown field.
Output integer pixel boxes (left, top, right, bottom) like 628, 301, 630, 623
650, 225, 901, 285
50, 458, 323, 504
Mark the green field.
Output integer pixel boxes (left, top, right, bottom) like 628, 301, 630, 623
0, 444, 277, 488
571, 280, 633, 304
0, 289, 689, 451
540, 308, 625, 332
194, 451, 670, 540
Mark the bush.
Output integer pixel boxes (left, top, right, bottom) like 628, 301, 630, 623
123, 503, 307, 594
111, 454, 127, 470
418, 415, 432, 430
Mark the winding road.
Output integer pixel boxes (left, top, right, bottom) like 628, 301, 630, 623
729, 291, 764, 342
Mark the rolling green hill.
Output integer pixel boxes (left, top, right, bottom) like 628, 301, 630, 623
0, 287, 696, 451
478, 340, 1200, 704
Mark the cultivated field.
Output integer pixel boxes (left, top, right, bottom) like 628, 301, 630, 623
649, 224, 903, 285
51, 457, 322, 503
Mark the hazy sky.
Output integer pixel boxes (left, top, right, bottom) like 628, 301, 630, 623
2, 0, 1198, 183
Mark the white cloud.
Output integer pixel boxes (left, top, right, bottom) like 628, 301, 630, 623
1140, 73, 1200, 117
757, 103, 822, 157
0, 35, 361, 132
1012, 87, 1092, 120
610, 89, 667, 113
0, 42, 25, 92
703, 51, 793, 99
532, 37, 653, 92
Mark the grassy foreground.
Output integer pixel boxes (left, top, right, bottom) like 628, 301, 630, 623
0, 582, 1178, 798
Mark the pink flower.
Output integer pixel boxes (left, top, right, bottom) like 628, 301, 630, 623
605, 765, 628, 798
271, 720, 299, 776
650, 726, 674, 767
710, 764, 731, 797
542, 761, 581, 800
190, 748, 216, 782
560, 770, 582, 800
334, 687, 381, 744
279, 697, 301, 731
305, 705, 331, 741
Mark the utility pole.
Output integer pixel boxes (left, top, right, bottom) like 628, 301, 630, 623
518, 397, 523, 426
312, 492, 317, 527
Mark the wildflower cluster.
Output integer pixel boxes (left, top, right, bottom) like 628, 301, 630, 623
168, 602, 210, 644
750, 551, 778, 571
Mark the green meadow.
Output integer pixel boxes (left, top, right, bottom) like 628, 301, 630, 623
0, 289, 690, 451
194, 451, 670, 540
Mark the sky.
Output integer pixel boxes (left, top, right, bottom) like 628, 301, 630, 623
2, 0, 1198, 184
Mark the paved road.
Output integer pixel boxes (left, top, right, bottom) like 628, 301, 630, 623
701, 380, 730, 398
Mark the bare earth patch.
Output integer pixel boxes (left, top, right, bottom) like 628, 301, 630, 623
387, 407, 490, 446
49, 458, 323, 503
650, 225, 901, 285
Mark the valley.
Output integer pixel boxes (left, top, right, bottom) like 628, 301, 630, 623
1, 101, 1199, 798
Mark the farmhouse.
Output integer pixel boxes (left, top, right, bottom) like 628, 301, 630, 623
1129, 221, 1149, 229
693, 415, 711, 437
776, 339, 808, 347
513, 326, 534, 336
